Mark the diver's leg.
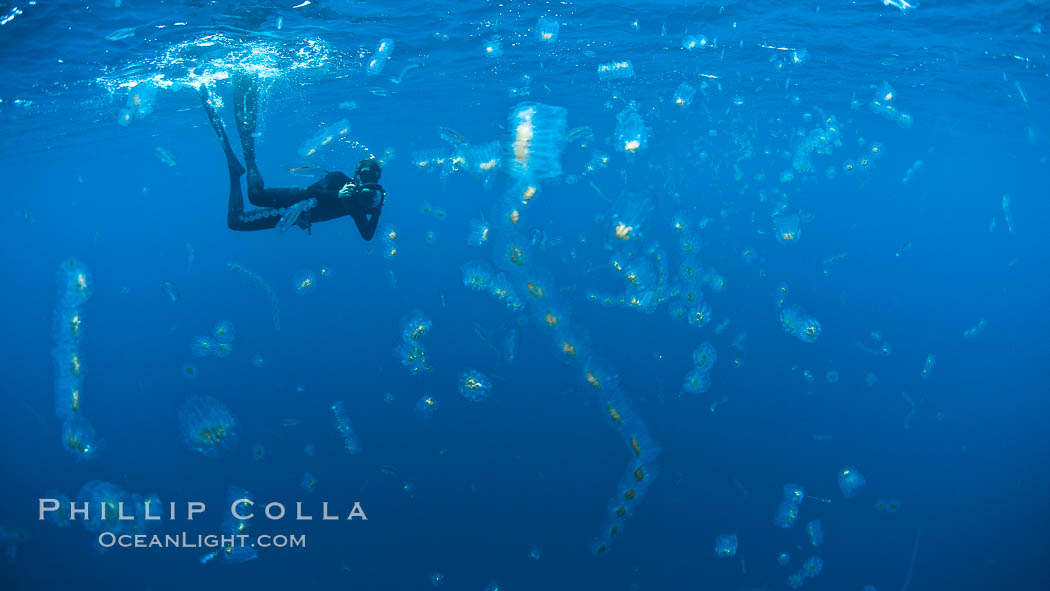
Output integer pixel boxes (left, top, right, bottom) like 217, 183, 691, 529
232, 73, 263, 197
226, 168, 249, 230
226, 174, 279, 231
199, 82, 275, 232
198, 84, 245, 177
251, 187, 310, 209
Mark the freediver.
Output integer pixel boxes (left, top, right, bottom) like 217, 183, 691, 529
197, 74, 385, 239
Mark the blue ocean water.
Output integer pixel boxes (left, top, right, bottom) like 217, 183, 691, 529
2, 0, 1049, 589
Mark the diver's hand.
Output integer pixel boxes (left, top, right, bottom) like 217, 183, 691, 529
338, 182, 356, 199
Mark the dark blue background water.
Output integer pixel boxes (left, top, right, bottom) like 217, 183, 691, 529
2, 1, 1049, 589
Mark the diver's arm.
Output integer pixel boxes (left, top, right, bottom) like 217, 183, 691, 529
351, 209, 381, 241
347, 184, 384, 240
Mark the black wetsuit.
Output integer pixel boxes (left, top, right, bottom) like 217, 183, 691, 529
198, 76, 385, 239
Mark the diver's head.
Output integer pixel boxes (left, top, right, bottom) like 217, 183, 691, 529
355, 159, 381, 184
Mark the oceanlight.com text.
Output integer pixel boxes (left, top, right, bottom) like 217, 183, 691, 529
97, 532, 307, 550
